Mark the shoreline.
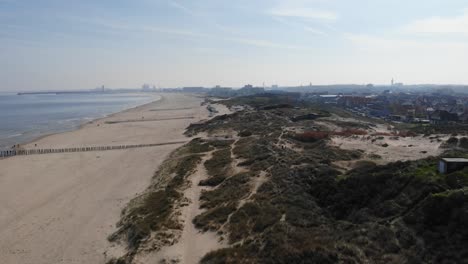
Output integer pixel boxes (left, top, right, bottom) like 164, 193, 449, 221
0, 93, 211, 264
79, 94, 167, 129
0, 94, 163, 150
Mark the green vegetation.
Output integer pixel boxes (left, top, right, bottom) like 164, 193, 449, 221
444, 137, 459, 148
193, 204, 237, 232
107, 140, 205, 263
187, 94, 468, 263
200, 148, 232, 187
194, 173, 251, 232
238, 130, 253, 137
460, 137, 468, 149
228, 201, 282, 243
186, 138, 214, 153
405, 158, 440, 181
200, 172, 251, 209
106, 258, 127, 264
402, 122, 468, 135
111, 94, 468, 263
445, 167, 468, 188
123, 153, 201, 243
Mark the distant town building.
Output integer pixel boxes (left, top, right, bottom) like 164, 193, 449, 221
238, 85, 265, 96
459, 112, 468, 123
319, 95, 339, 104
430, 110, 458, 124
338, 96, 373, 107
182, 87, 207, 93
141, 84, 155, 92
209, 87, 234, 97
391, 78, 403, 87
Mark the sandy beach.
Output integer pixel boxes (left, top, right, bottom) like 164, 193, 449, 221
0, 93, 223, 264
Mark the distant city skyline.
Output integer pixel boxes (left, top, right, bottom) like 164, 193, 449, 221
2, 0, 468, 91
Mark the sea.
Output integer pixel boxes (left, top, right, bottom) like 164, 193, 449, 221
0, 92, 158, 149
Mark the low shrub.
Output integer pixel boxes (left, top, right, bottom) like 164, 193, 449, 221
397, 131, 417, 137
447, 137, 459, 145
229, 202, 282, 243
187, 138, 214, 153
238, 130, 253, 137
333, 129, 368, 136
372, 132, 393, 136
204, 149, 232, 176
109, 153, 202, 252
199, 176, 227, 187
293, 131, 329, 142
193, 204, 237, 231
202, 148, 232, 187
459, 137, 468, 149
200, 173, 251, 209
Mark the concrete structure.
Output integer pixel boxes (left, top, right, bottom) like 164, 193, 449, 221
209, 87, 233, 97
183, 87, 207, 93
238, 85, 265, 96
439, 158, 468, 174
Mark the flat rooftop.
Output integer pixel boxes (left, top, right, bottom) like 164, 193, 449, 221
441, 158, 468, 163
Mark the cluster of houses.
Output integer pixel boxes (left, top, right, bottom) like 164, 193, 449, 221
306, 92, 468, 124
164, 85, 468, 125
208, 85, 265, 98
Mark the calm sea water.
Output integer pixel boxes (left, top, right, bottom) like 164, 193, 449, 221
0, 92, 158, 148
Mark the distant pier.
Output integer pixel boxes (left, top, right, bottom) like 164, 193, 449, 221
17, 91, 112, 95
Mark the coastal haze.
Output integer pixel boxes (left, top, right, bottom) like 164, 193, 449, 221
2, 0, 468, 89
3, 0, 468, 264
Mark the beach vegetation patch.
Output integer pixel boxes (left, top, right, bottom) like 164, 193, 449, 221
107, 148, 202, 261
193, 204, 237, 232
199, 147, 233, 187
200, 172, 251, 209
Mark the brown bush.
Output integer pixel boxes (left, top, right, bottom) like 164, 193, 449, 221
396, 131, 417, 137
372, 132, 393, 136
332, 129, 368, 136
294, 131, 330, 142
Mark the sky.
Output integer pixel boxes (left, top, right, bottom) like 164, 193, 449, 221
1, 0, 468, 91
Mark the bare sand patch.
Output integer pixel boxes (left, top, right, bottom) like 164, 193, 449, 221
331, 135, 447, 164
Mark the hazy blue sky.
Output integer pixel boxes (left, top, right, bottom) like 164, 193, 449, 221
1, 0, 468, 90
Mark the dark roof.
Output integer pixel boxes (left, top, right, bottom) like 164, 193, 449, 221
441, 158, 468, 163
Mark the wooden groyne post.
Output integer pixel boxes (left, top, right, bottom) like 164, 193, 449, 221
0, 141, 187, 159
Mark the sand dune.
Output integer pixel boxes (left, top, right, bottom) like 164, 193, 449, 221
0, 93, 209, 264
135, 152, 226, 264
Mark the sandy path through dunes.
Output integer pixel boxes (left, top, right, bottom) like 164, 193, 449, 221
136, 153, 225, 264
0, 93, 206, 264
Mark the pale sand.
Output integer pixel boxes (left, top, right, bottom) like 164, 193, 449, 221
135, 152, 225, 264
318, 117, 445, 164
331, 135, 447, 164
0, 93, 213, 264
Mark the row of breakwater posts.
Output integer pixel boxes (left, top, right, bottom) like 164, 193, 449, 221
0, 141, 188, 159
105, 116, 195, 124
